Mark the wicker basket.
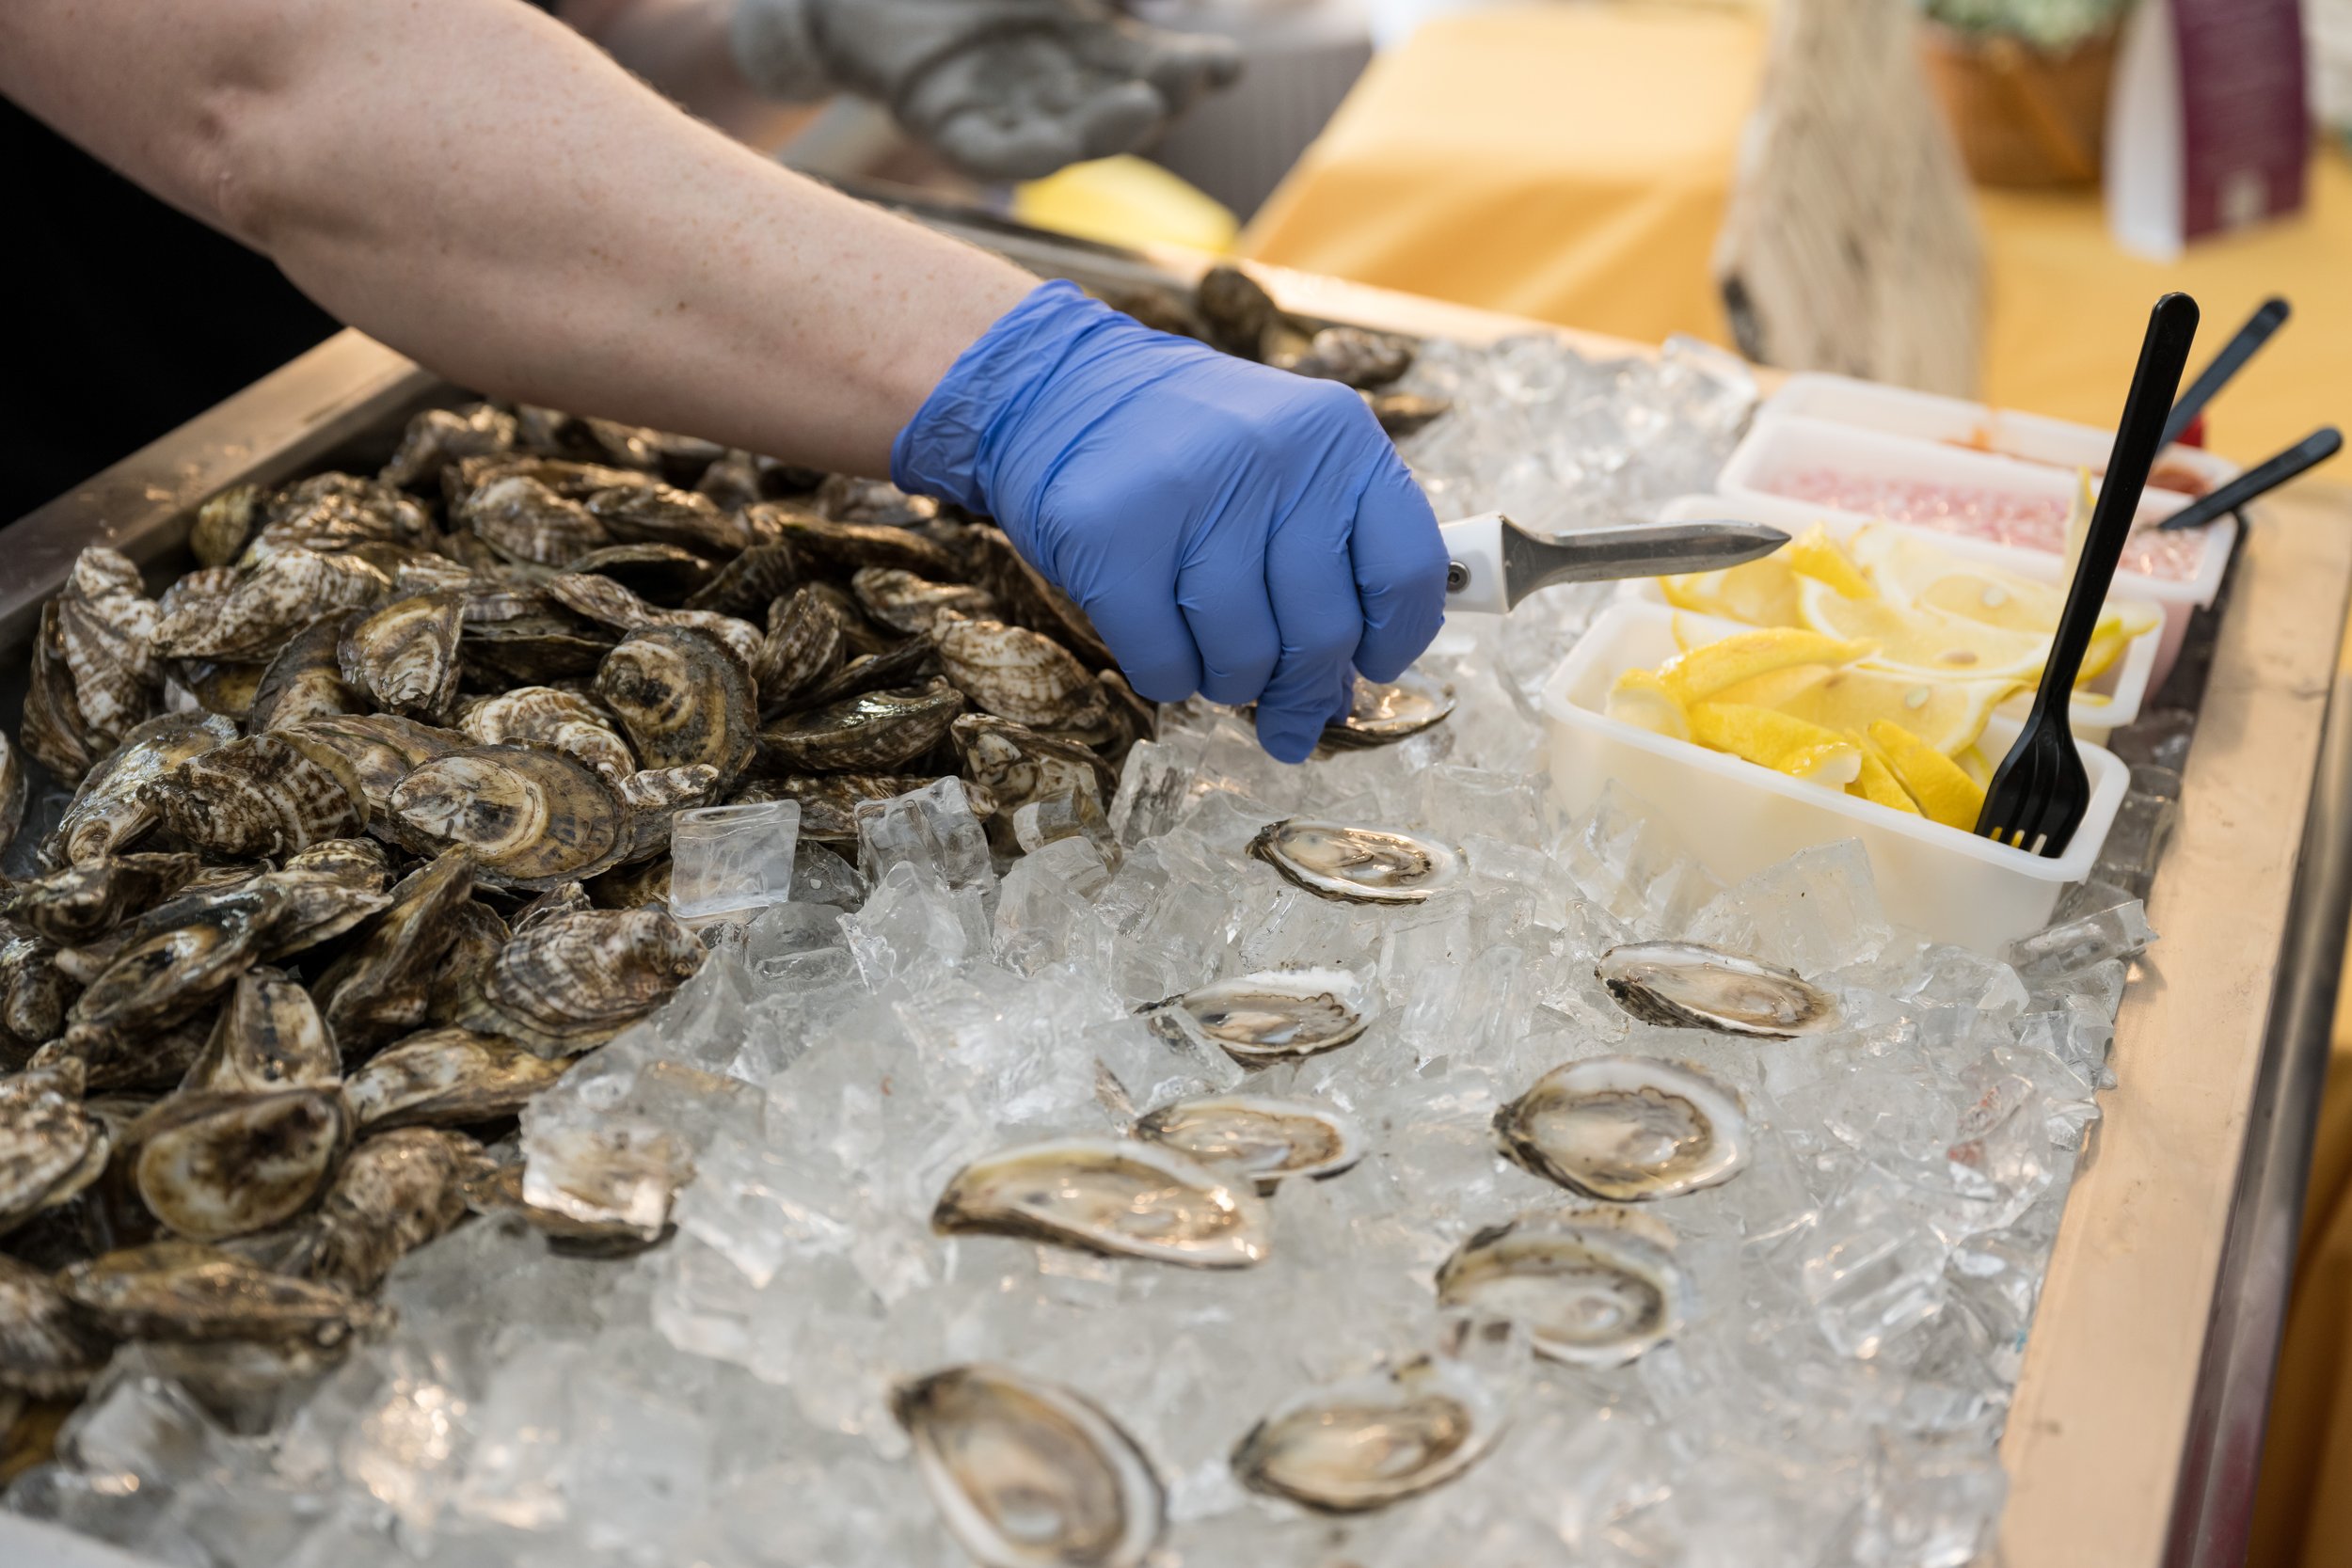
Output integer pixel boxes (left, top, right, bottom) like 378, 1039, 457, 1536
1919, 22, 2121, 188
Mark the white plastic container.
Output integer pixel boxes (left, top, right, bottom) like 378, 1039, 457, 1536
1761, 372, 2239, 499
1717, 414, 2237, 687
1646, 493, 2161, 741
1543, 600, 2129, 955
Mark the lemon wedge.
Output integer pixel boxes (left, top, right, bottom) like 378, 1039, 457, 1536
1957, 744, 1992, 787
1848, 731, 1922, 814
1658, 627, 1876, 704
1772, 665, 2007, 756
1868, 720, 1986, 830
1787, 523, 1873, 598
1690, 704, 1863, 786
1798, 578, 2050, 685
1659, 556, 1801, 626
1711, 663, 1838, 709
1606, 669, 1690, 740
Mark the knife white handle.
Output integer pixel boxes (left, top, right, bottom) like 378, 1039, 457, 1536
1438, 512, 1509, 615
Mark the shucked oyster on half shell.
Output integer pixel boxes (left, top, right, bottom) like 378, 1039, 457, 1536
1143, 967, 1372, 1065
1318, 671, 1456, 750
1435, 1208, 1693, 1368
1597, 941, 1839, 1037
1248, 819, 1464, 905
1134, 1095, 1363, 1193
1232, 1349, 1506, 1514
932, 1136, 1271, 1269
1494, 1056, 1750, 1202
895, 1364, 1166, 1568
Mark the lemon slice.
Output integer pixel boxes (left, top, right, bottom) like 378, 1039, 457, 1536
1957, 744, 1992, 787
1772, 665, 2007, 755
1690, 703, 1863, 786
1606, 669, 1690, 740
1711, 663, 1838, 709
1787, 523, 1873, 599
1869, 721, 1986, 831
1848, 731, 1922, 815
1658, 627, 1875, 704
1658, 556, 1800, 626
1798, 578, 2049, 684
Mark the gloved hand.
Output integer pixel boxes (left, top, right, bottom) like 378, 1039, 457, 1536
895, 280, 1449, 762
731, 0, 1240, 182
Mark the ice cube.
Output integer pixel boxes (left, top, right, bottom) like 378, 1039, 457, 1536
2004, 898, 2155, 981
1012, 786, 1120, 868
788, 839, 868, 909
667, 800, 801, 923
855, 777, 992, 892
1106, 736, 1200, 847
842, 862, 988, 987
1800, 1172, 1951, 1359
1684, 839, 1891, 974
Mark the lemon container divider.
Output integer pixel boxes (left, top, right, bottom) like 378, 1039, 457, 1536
1715, 413, 2236, 690
1645, 492, 2162, 743
1542, 599, 2129, 956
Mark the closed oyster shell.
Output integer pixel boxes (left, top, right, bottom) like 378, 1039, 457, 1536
684, 542, 803, 619
775, 631, 937, 717
1231, 1351, 1502, 1513
313, 849, 473, 1054
1195, 264, 1282, 357
1492, 1056, 1750, 1202
754, 584, 846, 708
545, 572, 764, 671
246, 473, 433, 561
1247, 819, 1464, 905
0, 1062, 111, 1236
934, 614, 1112, 734
457, 473, 612, 565
1, 932, 72, 1053
249, 612, 368, 730
344, 1026, 571, 1132
852, 567, 999, 636
457, 589, 618, 683
950, 714, 1117, 813
192, 484, 263, 568
61, 883, 287, 1060
388, 745, 631, 890
252, 839, 397, 959
1134, 1095, 1363, 1193
152, 548, 389, 661
339, 592, 465, 720
453, 907, 703, 1056
1595, 942, 1838, 1037
0, 731, 23, 861
1435, 1208, 1692, 1369
584, 482, 752, 556
292, 1128, 482, 1294
50, 712, 240, 866
1366, 390, 1449, 437
595, 628, 758, 784
0, 1253, 116, 1397
459, 685, 637, 780
895, 1364, 1166, 1568
279, 713, 465, 820
57, 1239, 384, 1345
933, 1136, 1271, 1269
145, 734, 365, 859
130, 1085, 349, 1241
0, 853, 202, 947
565, 542, 716, 604
754, 506, 964, 578
965, 527, 1116, 673
380, 404, 518, 490
816, 474, 939, 526
759, 678, 964, 773
182, 971, 339, 1095
1268, 325, 1415, 389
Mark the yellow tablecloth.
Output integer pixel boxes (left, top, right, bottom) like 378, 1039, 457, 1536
1242, 4, 2352, 466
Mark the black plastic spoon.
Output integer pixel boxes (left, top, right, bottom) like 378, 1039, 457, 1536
2153, 427, 2344, 531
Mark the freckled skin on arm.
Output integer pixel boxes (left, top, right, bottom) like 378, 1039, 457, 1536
0, 0, 1036, 476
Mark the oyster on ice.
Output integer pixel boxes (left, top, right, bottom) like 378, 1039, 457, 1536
1597, 941, 1839, 1037
894, 1364, 1166, 1568
759, 678, 965, 773
1144, 967, 1372, 1065
1248, 819, 1463, 905
1232, 1351, 1503, 1513
1318, 672, 1456, 750
933, 1136, 1271, 1269
1493, 1056, 1751, 1201
1134, 1095, 1363, 1191
291, 1128, 482, 1294
1435, 1208, 1693, 1368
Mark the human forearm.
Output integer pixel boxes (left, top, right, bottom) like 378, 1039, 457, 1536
0, 0, 1034, 475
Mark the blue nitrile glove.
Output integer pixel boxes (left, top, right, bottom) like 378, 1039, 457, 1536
893, 280, 1449, 763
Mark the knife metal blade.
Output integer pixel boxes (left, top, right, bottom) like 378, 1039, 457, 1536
1438, 513, 1791, 613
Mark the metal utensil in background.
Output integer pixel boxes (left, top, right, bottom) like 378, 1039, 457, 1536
1438, 513, 1789, 614
1979, 292, 2201, 857
2154, 426, 2344, 532
2161, 295, 2289, 449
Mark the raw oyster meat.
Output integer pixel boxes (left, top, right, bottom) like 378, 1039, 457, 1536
1232, 1351, 1503, 1513
1247, 819, 1464, 905
1597, 941, 1839, 1037
932, 1136, 1271, 1268
1134, 1095, 1363, 1191
1493, 1056, 1750, 1201
1435, 1208, 1692, 1368
1144, 967, 1372, 1065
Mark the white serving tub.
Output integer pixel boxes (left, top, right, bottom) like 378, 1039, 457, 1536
1717, 413, 2237, 687
1647, 492, 2162, 742
1543, 600, 2129, 954
1761, 372, 2240, 498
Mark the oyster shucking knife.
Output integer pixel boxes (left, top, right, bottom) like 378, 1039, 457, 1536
1438, 513, 1790, 614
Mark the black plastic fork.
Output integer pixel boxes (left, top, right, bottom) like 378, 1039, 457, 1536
1977, 293, 2201, 857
